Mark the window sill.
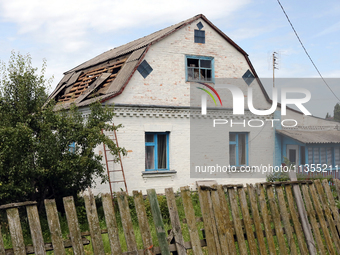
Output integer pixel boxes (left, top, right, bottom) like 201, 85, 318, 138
142, 170, 177, 182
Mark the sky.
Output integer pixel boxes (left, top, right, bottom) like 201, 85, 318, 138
0, 0, 339, 118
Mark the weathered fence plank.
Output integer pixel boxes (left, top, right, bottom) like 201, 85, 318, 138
206, 189, 222, 255
180, 186, 203, 255
117, 192, 138, 253
147, 189, 171, 255
26, 205, 46, 255
7, 208, 25, 255
309, 183, 336, 254
197, 187, 219, 255
266, 185, 288, 255
165, 187, 186, 255
301, 184, 326, 254
285, 186, 309, 255
0, 225, 5, 255
257, 184, 276, 255
217, 185, 237, 255
84, 194, 105, 255
247, 184, 266, 255
102, 193, 122, 255
210, 188, 230, 255
334, 179, 340, 200
322, 179, 340, 234
44, 199, 66, 255
276, 186, 298, 255
315, 180, 340, 251
63, 196, 85, 255
133, 191, 154, 255
227, 187, 247, 255
238, 187, 257, 254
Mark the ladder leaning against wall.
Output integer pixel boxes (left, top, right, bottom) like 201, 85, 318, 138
101, 124, 128, 197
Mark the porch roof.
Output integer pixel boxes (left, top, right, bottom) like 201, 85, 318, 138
277, 129, 340, 144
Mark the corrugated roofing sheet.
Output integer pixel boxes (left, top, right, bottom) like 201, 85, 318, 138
277, 130, 340, 144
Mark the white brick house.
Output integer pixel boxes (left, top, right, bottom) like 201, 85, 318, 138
49, 14, 340, 194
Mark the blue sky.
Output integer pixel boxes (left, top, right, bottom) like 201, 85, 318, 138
0, 0, 339, 118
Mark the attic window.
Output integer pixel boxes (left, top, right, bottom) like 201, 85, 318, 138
194, 30, 205, 44
186, 55, 214, 82
137, 60, 153, 78
242, 70, 255, 86
196, 22, 204, 30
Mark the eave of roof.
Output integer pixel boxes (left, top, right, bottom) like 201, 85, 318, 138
277, 129, 340, 144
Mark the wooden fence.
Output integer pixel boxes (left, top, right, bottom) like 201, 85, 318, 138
1, 179, 340, 254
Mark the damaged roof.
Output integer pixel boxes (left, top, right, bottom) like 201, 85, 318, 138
49, 14, 264, 109
277, 129, 340, 144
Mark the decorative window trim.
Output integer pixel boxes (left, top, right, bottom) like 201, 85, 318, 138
229, 133, 249, 166
185, 55, 214, 83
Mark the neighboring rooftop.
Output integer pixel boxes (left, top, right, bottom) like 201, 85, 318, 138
277, 129, 340, 144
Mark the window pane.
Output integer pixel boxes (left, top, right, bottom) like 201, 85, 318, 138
229, 144, 236, 165
230, 133, 236, 142
238, 134, 246, 165
313, 148, 320, 164
335, 147, 340, 165
157, 134, 167, 169
320, 147, 326, 164
308, 147, 313, 163
206, 69, 212, 81
200, 60, 211, 68
145, 146, 154, 169
187, 58, 199, 67
200, 69, 206, 81
145, 134, 154, 143
327, 147, 332, 165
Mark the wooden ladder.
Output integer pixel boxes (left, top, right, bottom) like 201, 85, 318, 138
102, 125, 128, 197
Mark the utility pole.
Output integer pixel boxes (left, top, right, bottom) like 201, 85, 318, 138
273, 52, 279, 87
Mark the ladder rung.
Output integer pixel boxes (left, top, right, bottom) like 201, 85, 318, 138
111, 181, 125, 183
109, 170, 122, 172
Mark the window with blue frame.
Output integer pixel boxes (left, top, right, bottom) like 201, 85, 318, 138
229, 133, 248, 166
307, 146, 340, 168
186, 55, 214, 83
145, 132, 169, 171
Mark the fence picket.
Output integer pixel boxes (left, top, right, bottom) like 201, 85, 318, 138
117, 192, 138, 253
275, 186, 298, 255
322, 179, 340, 234
180, 186, 203, 255
216, 185, 237, 254
238, 187, 257, 254
7, 208, 26, 255
285, 186, 308, 255
246, 184, 266, 255
26, 205, 46, 255
227, 187, 247, 255
266, 185, 288, 255
63, 196, 85, 255
44, 199, 66, 255
315, 180, 340, 251
257, 184, 276, 255
198, 187, 218, 255
301, 184, 326, 254
102, 193, 122, 255
309, 183, 336, 254
210, 188, 230, 255
334, 179, 340, 200
84, 194, 105, 255
147, 189, 171, 255
133, 191, 154, 255
0, 225, 5, 255
165, 187, 186, 255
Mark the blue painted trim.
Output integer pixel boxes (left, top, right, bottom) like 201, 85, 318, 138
185, 55, 215, 83
305, 144, 340, 170
145, 132, 170, 171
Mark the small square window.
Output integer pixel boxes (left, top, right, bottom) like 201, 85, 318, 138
196, 22, 204, 30
145, 132, 169, 171
242, 69, 255, 86
137, 60, 153, 78
194, 30, 205, 44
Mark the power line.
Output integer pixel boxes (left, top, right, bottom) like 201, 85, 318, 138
276, 0, 340, 102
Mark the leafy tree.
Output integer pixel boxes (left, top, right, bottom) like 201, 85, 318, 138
0, 52, 125, 210
325, 112, 330, 119
334, 103, 340, 122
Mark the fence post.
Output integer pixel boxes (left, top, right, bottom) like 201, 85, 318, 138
26, 205, 47, 255
0, 224, 5, 255
6, 208, 26, 255
289, 171, 316, 255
